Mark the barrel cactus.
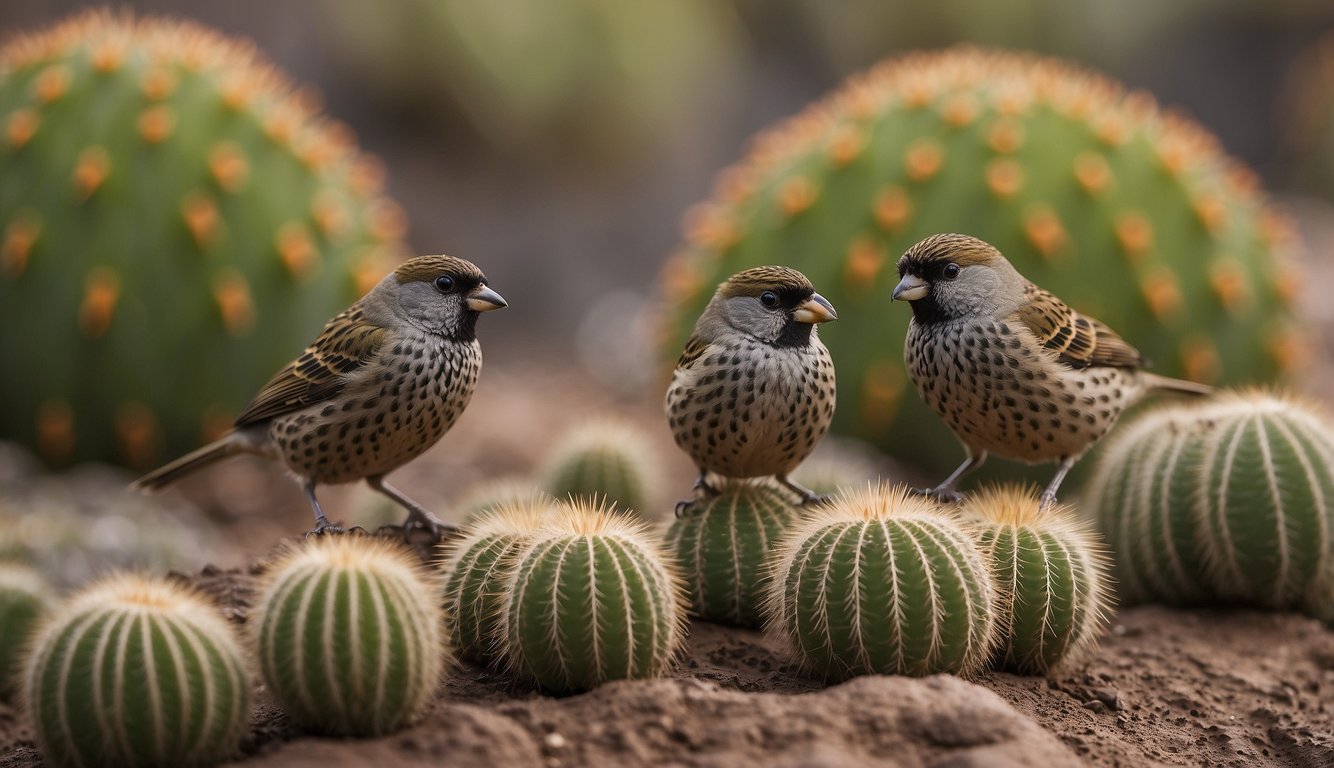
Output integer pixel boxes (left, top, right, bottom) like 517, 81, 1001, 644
440, 498, 557, 666
664, 479, 802, 628
658, 46, 1302, 476
499, 499, 686, 693
963, 485, 1110, 675
765, 484, 996, 680
23, 574, 249, 768
254, 536, 445, 736
0, 563, 52, 700
1086, 390, 1334, 612
453, 478, 554, 522
0, 10, 407, 469
541, 418, 660, 517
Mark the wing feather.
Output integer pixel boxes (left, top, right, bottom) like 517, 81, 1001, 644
1015, 285, 1144, 370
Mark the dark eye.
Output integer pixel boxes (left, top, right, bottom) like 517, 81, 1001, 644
433, 275, 455, 292
942, 263, 961, 280
760, 291, 778, 307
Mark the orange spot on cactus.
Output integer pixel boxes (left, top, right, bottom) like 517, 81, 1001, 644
828, 126, 865, 167
660, 251, 708, 305
6, 109, 38, 149
36, 399, 75, 465
73, 146, 110, 199
714, 166, 757, 206
349, 158, 386, 198
684, 204, 738, 251
115, 402, 162, 470
207, 141, 249, 192
1191, 194, 1226, 234
1114, 212, 1153, 262
1178, 336, 1221, 384
137, 105, 176, 144
368, 200, 408, 242
939, 93, 979, 127
986, 118, 1025, 153
993, 89, 1032, 116
181, 191, 221, 249
276, 222, 320, 279
860, 361, 905, 434
1022, 205, 1066, 262
218, 73, 252, 111
1073, 152, 1111, 196
1267, 326, 1308, 373
902, 80, 933, 109
311, 190, 349, 239
33, 64, 71, 103
352, 250, 394, 296
263, 107, 299, 146
1260, 211, 1296, 251
139, 67, 177, 101
1156, 140, 1189, 178
78, 266, 120, 338
1093, 111, 1130, 146
90, 41, 124, 72
2, 214, 40, 277
1272, 263, 1302, 308
778, 177, 817, 218
985, 158, 1024, 199
873, 186, 912, 233
905, 139, 943, 182
1208, 257, 1251, 314
1138, 265, 1183, 323
211, 269, 256, 335
843, 235, 886, 294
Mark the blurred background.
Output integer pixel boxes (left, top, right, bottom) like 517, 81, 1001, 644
2, 0, 1334, 573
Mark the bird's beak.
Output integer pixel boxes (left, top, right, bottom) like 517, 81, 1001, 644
466, 285, 507, 312
892, 274, 928, 302
793, 292, 837, 324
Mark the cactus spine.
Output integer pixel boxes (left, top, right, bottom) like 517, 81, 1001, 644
541, 419, 660, 516
440, 499, 557, 666
658, 47, 1301, 476
0, 563, 51, 700
23, 574, 249, 768
964, 485, 1110, 674
254, 536, 445, 736
664, 479, 802, 628
500, 500, 685, 693
0, 11, 407, 469
766, 484, 997, 680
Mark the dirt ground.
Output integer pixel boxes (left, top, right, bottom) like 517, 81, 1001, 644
1, 556, 1330, 768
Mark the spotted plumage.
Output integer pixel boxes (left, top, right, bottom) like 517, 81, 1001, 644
666, 266, 838, 508
893, 233, 1211, 508
133, 255, 507, 537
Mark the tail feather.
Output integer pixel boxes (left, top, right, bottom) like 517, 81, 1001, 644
1140, 372, 1215, 397
132, 432, 250, 492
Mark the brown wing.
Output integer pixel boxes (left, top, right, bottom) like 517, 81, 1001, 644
1015, 284, 1144, 370
675, 334, 713, 370
234, 306, 388, 426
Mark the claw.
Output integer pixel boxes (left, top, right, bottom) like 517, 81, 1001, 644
799, 492, 833, 508
675, 499, 701, 518
913, 485, 965, 505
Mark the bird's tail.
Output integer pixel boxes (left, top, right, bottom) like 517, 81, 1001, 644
131, 432, 253, 492
1140, 372, 1215, 397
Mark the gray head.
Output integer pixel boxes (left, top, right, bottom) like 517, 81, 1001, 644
368, 255, 507, 339
891, 233, 1025, 323
695, 265, 836, 347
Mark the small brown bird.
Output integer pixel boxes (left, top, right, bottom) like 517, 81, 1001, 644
666, 266, 838, 508
133, 255, 507, 537
891, 233, 1211, 508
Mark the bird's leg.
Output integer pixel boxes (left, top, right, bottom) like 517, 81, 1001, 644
303, 481, 344, 536
675, 470, 721, 518
1038, 456, 1078, 511
367, 475, 457, 541
777, 475, 831, 507
919, 452, 987, 504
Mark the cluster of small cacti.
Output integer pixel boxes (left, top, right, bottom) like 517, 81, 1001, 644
0, 10, 408, 470
658, 46, 1302, 476
0, 563, 51, 700
1086, 390, 1334, 616
500, 499, 686, 693
963, 485, 1111, 674
765, 484, 997, 680
23, 574, 250, 768
253, 536, 445, 737
539, 418, 661, 516
664, 479, 802, 628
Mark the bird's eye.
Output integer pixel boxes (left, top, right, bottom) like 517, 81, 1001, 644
942, 263, 961, 280
760, 291, 778, 307
433, 275, 455, 292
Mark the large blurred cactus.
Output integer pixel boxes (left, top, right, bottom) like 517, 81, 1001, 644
0, 11, 407, 469
659, 47, 1302, 475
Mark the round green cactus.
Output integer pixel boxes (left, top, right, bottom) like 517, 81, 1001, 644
1087, 390, 1334, 611
255, 536, 445, 737
765, 484, 996, 680
964, 485, 1110, 675
541, 419, 660, 517
663, 479, 802, 628
658, 46, 1302, 476
500, 500, 686, 693
23, 574, 249, 768
0, 563, 51, 700
0, 10, 408, 470
453, 478, 555, 523
440, 499, 558, 666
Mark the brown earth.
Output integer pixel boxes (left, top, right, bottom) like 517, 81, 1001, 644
2, 558, 1330, 768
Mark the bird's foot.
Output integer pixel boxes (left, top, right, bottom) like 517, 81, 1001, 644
675, 498, 703, 518
914, 486, 965, 505
692, 477, 720, 499
305, 518, 367, 539
797, 491, 833, 508
383, 506, 457, 544
1037, 491, 1058, 512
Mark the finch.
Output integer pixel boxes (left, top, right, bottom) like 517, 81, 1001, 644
666, 266, 838, 508
891, 233, 1211, 508
133, 255, 507, 537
